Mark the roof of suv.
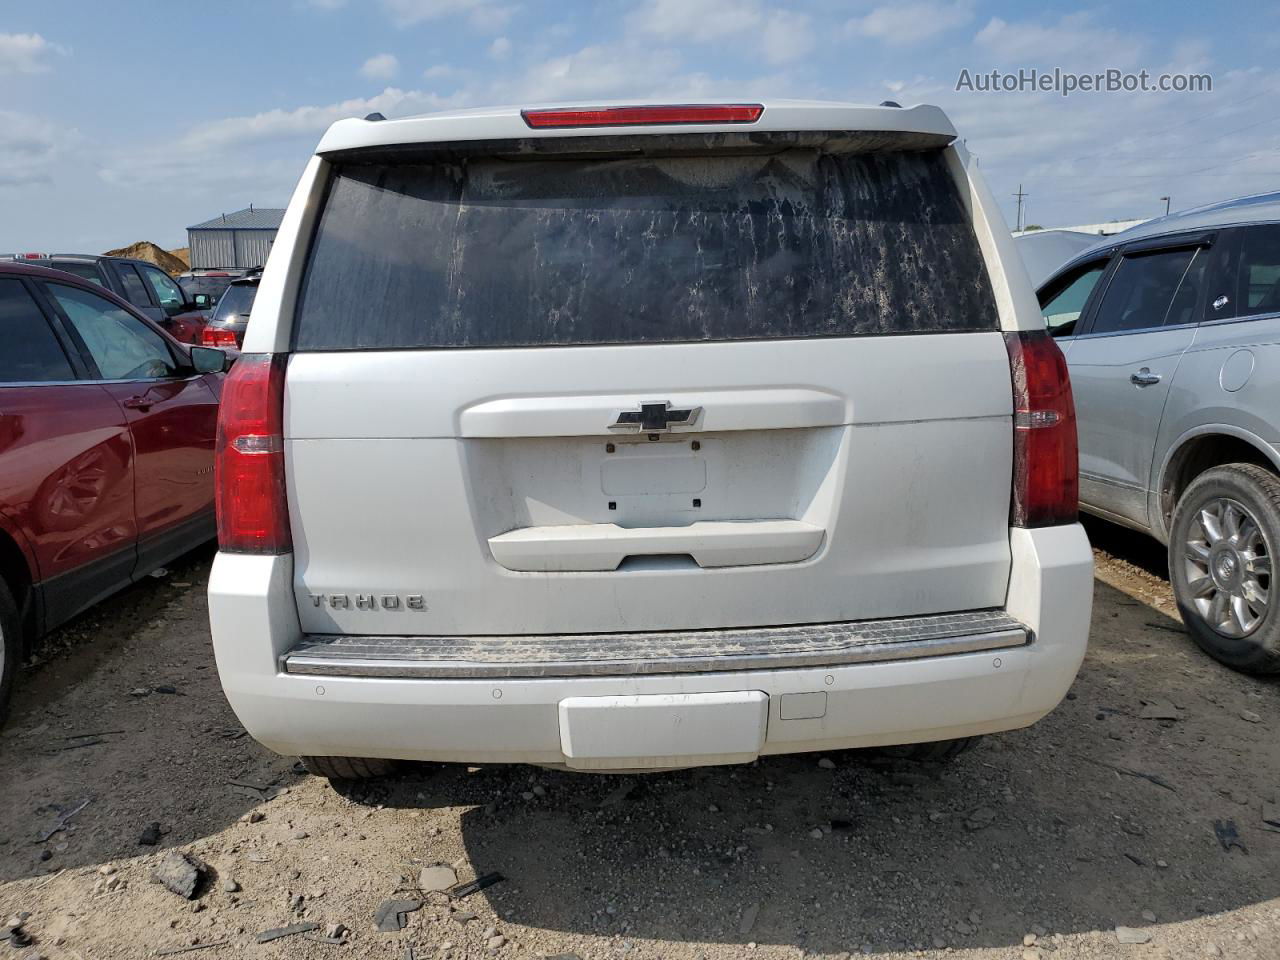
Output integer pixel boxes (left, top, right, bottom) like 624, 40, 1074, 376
0, 261, 86, 280
1052, 190, 1280, 282
1, 253, 151, 267
315, 99, 957, 155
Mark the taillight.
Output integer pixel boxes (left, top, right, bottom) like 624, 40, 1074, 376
201, 327, 238, 347
522, 104, 763, 128
215, 353, 291, 553
1005, 330, 1078, 527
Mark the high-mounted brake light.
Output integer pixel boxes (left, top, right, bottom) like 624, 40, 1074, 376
522, 104, 764, 129
1005, 331, 1078, 527
215, 353, 291, 553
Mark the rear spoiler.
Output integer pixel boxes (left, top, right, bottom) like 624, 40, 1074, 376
319, 129, 958, 165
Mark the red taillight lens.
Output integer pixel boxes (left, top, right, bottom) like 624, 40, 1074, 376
522, 104, 764, 128
215, 353, 291, 553
202, 327, 238, 347
1005, 330, 1078, 528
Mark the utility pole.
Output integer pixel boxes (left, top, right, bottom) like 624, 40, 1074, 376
1013, 184, 1028, 231
1160, 195, 1171, 216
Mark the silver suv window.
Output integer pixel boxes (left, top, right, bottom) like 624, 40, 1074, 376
1231, 225, 1280, 318
1041, 261, 1106, 337
293, 147, 997, 351
1089, 247, 1205, 335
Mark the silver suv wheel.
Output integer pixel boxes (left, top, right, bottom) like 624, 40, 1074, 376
1169, 463, 1280, 676
1183, 496, 1271, 637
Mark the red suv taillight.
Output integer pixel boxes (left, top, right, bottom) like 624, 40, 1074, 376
201, 327, 238, 347
215, 353, 291, 553
1005, 330, 1078, 527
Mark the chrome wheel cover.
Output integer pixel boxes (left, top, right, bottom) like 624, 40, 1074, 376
1183, 496, 1271, 638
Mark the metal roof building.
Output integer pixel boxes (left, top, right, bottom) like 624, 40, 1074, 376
187, 205, 285, 270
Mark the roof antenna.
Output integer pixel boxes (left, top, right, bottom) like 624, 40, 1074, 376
250, 202, 254, 212
365, 112, 386, 121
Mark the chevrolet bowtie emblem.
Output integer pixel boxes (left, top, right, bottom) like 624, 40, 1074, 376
610, 401, 700, 432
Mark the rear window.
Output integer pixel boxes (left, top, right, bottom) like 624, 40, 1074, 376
212, 282, 257, 323
179, 276, 235, 302
50, 260, 106, 286
294, 147, 997, 351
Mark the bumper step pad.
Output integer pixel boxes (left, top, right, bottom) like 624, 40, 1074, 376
280, 609, 1028, 679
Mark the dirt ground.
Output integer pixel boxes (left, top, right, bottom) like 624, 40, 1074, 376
1, 521, 1278, 960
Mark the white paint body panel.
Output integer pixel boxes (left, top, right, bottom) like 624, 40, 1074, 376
315, 100, 957, 155
208, 525, 1091, 764
211, 99, 1094, 768
558, 692, 768, 769
284, 334, 1016, 635
488, 520, 824, 571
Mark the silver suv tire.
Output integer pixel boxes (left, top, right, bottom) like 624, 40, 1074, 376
1169, 463, 1280, 675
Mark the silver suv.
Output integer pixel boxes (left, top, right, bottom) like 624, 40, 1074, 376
1039, 192, 1280, 675
207, 100, 1093, 781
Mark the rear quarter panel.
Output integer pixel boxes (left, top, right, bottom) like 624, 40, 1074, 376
1150, 315, 1280, 538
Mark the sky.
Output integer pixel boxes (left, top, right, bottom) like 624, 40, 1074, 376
2, 0, 1278, 253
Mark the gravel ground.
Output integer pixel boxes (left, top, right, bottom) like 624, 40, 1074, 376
1, 522, 1277, 960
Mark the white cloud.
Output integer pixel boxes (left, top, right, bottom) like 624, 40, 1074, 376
883, 60, 1280, 231
973, 13, 1137, 68
360, 52, 400, 80
628, 0, 813, 64
0, 109, 75, 186
488, 36, 511, 60
190, 87, 450, 150
845, 1, 972, 47
94, 86, 457, 200
761, 10, 813, 65
380, 0, 510, 29
628, 0, 764, 43
0, 32, 66, 75
499, 44, 721, 103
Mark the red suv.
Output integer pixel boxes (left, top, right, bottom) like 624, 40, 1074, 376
0, 263, 228, 720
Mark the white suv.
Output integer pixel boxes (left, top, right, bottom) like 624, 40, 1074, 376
208, 100, 1093, 780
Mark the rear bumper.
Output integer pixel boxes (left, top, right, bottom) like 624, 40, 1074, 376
208, 525, 1092, 767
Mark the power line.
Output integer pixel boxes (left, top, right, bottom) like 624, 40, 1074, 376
1013, 184, 1028, 231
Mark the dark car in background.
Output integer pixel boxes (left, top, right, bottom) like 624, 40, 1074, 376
199, 273, 259, 349
1, 253, 211, 344
177, 268, 252, 310
0, 261, 229, 721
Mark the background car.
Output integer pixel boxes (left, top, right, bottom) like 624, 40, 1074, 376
199, 272, 259, 350
0, 261, 228, 721
177, 269, 252, 310
1, 253, 210, 344
1015, 229, 1105, 288
1038, 191, 1280, 675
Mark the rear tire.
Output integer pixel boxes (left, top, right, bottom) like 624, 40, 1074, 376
1168, 463, 1280, 675
0, 576, 21, 728
873, 736, 982, 762
300, 756, 399, 781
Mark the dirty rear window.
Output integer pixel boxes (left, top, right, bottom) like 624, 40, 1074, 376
293, 148, 997, 350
